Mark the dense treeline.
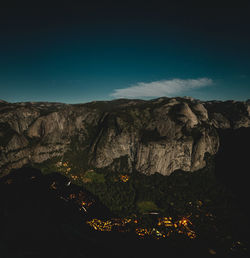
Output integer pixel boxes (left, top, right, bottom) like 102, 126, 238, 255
33, 153, 249, 256
35, 155, 238, 218
82, 156, 226, 217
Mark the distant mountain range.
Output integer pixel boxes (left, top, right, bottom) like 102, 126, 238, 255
0, 97, 250, 177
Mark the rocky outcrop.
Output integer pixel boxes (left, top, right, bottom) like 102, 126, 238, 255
0, 98, 249, 176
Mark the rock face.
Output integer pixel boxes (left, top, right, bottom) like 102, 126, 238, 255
0, 98, 249, 176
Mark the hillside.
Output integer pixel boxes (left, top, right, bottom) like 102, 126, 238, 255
1, 98, 250, 257
0, 97, 249, 177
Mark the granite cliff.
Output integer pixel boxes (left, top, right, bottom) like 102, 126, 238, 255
0, 97, 249, 177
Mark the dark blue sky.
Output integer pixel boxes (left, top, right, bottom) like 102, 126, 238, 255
1, 0, 250, 103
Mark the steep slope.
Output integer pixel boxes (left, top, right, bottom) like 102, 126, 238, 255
0, 98, 249, 177
0, 167, 120, 258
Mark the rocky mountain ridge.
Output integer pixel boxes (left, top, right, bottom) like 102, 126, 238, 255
0, 97, 249, 177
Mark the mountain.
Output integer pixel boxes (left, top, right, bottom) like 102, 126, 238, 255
1, 98, 250, 257
0, 97, 250, 177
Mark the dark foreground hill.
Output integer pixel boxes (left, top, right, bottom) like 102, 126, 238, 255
0, 167, 197, 258
0, 161, 249, 258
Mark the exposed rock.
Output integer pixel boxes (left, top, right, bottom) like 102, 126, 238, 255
192, 103, 208, 121
6, 134, 29, 151
210, 113, 231, 129
0, 98, 249, 176
174, 102, 199, 128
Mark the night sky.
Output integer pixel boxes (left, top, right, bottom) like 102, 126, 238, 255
1, 0, 250, 103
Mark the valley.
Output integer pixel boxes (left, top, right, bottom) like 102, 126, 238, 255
0, 98, 250, 257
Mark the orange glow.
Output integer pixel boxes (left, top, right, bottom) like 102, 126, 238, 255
86, 215, 196, 240
158, 217, 173, 227
86, 219, 112, 232
120, 174, 129, 182
71, 175, 78, 180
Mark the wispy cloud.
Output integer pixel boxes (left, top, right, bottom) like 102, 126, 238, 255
110, 78, 213, 98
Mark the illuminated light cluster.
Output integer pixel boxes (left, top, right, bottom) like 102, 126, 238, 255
48, 179, 93, 213
151, 228, 166, 238
56, 161, 72, 175
112, 218, 132, 233
78, 191, 93, 206
120, 174, 129, 182
86, 215, 197, 239
178, 217, 190, 227
71, 175, 78, 180
135, 228, 151, 237
142, 216, 196, 239
177, 217, 196, 239
67, 191, 94, 212
135, 228, 166, 239
158, 217, 174, 227
86, 219, 112, 232
86, 217, 133, 232
80, 199, 93, 208
112, 218, 132, 227
187, 231, 196, 239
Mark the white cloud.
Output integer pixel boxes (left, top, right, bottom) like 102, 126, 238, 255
110, 78, 213, 98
